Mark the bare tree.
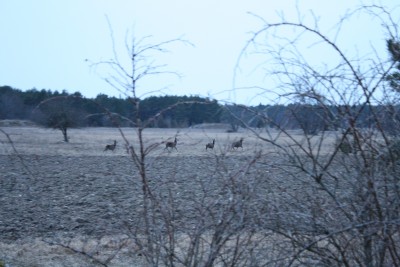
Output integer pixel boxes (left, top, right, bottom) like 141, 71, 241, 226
32, 96, 85, 142
230, 4, 400, 266
89, 22, 282, 266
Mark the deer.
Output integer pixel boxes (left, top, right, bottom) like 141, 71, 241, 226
206, 139, 215, 150
104, 140, 117, 152
231, 138, 244, 150
165, 137, 178, 151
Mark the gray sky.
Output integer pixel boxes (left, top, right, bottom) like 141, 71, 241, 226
1, 0, 398, 105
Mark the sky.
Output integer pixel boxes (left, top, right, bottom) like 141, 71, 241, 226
1, 0, 399, 105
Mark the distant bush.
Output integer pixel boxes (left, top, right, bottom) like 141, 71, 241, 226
337, 138, 353, 154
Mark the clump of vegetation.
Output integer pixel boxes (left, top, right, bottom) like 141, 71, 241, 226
338, 138, 353, 154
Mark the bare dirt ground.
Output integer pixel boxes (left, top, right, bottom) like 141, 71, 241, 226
0, 124, 339, 266
0, 125, 280, 267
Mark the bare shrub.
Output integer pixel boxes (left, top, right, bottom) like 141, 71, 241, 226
89, 26, 273, 266
231, 3, 400, 266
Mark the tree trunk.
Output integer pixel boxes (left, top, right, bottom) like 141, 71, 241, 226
61, 127, 68, 142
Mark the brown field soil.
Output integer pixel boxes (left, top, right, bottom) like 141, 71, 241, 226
0, 125, 338, 266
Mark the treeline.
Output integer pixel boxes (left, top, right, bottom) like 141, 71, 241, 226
0, 86, 221, 128
1, 85, 400, 134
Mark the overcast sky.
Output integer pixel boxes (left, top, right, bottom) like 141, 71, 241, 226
1, 1, 399, 105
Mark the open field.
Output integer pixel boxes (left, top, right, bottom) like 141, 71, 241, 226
0, 125, 286, 157
0, 125, 340, 266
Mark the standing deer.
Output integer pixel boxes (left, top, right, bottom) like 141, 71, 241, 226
165, 137, 178, 151
104, 140, 117, 152
231, 138, 244, 150
206, 139, 215, 150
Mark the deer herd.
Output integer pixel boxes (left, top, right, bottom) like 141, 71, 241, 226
104, 137, 245, 152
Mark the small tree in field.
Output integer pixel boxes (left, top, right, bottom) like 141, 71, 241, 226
32, 96, 85, 142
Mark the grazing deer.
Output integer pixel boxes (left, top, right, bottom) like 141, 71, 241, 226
231, 138, 244, 150
165, 137, 178, 151
206, 139, 215, 150
104, 140, 117, 152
